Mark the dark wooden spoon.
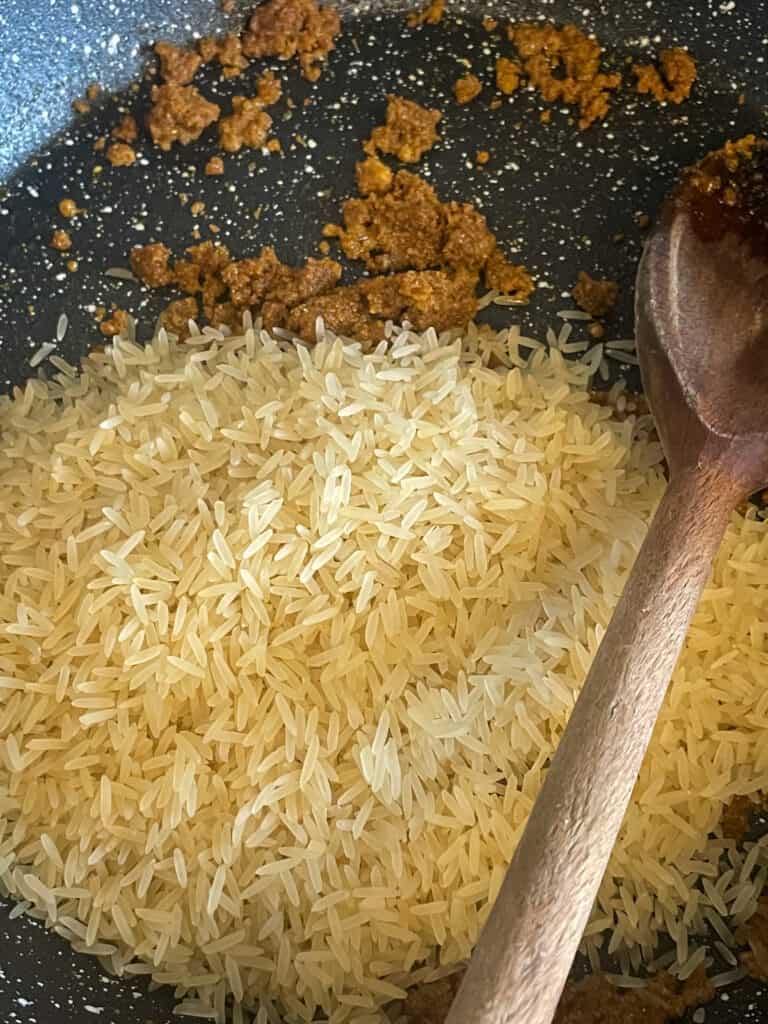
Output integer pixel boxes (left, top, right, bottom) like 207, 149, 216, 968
446, 136, 768, 1024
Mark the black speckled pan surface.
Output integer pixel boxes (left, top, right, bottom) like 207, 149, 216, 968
1, 0, 768, 1021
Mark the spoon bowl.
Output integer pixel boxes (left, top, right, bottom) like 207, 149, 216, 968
447, 136, 768, 1024
638, 137, 768, 480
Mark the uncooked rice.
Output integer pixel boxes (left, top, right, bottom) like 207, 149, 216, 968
1, 317, 768, 1022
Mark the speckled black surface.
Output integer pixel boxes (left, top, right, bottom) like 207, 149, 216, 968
1, 0, 768, 1022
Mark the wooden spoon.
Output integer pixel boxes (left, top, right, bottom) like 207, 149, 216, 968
446, 136, 768, 1024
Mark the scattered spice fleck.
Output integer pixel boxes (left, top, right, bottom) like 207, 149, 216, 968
58, 198, 79, 218
475, 149, 490, 165
572, 271, 618, 317
50, 229, 72, 252
205, 156, 225, 176
99, 307, 130, 337
633, 48, 697, 104
407, 0, 445, 28
454, 73, 482, 105
190, 201, 206, 216
111, 114, 139, 143
106, 143, 136, 167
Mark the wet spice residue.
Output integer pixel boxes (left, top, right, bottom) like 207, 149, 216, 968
633, 48, 697, 105
553, 968, 715, 1024
454, 73, 482, 105
721, 794, 759, 841
572, 271, 618, 317
241, 0, 341, 81
398, 968, 714, 1024
407, 0, 445, 27
740, 889, 768, 981
507, 23, 621, 129
364, 95, 442, 163
147, 84, 221, 150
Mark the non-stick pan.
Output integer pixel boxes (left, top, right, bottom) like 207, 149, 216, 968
1, 1, 768, 1021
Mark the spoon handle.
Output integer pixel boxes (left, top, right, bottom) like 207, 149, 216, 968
446, 463, 739, 1024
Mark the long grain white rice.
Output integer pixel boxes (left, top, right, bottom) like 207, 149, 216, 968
0, 319, 766, 1020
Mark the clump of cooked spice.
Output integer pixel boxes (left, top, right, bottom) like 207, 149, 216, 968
50, 229, 72, 251
219, 97, 273, 152
72, 82, 101, 115
255, 70, 283, 106
454, 73, 482, 105
356, 156, 393, 195
407, 0, 444, 27
99, 307, 130, 337
106, 143, 136, 167
58, 198, 79, 219
205, 155, 225, 176
198, 33, 249, 78
130, 242, 175, 288
508, 22, 621, 129
572, 270, 618, 317
242, 0, 341, 81
475, 149, 490, 165
147, 84, 220, 150
633, 48, 697, 105
111, 114, 139, 143
364, 95, 441, 163
495, 57, 522, 95
154, 41, 203, 85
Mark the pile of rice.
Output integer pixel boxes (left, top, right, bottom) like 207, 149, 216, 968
1, 317, 767, 1023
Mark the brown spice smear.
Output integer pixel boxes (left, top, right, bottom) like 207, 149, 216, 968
634, 48, 697, 105
454, 73, 482, 105
242, 0, 341, 81
147, 84, 220, 150
398, 967, 714, 1024
572, 271, 618, 317
508, 23, 621, 129
129, 160, 532, 345
407, 0, 444, 27
364, 95, 441, 164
